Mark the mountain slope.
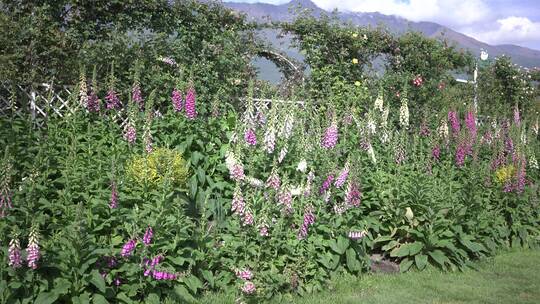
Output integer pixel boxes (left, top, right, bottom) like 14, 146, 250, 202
223, 0, 540, 68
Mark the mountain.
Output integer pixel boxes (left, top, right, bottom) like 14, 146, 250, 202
222, 0, 540, 69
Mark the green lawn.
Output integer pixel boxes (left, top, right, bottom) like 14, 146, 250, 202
201, 250, 540, 304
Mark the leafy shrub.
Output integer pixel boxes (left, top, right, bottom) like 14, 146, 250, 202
127, 148, 189, 188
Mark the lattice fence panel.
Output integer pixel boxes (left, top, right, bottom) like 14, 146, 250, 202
0, 83, 130, 127
0, 84, 304, 128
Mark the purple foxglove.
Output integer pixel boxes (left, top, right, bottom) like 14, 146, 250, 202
132, 84, 143, 109
259, 224, 269, 237
123, 123, 137, 144
230, 163, 245, 181
244, 128, 257, 146
185, 86, 197, 119
235, 269, 253, 280
297, 205, 315, 240
448, 111, 460, 135
278, 189, 293, 215
121, 239, 137, 257
321, 120, 338, 149
142, 227, 153, 246
144, 134, 153, 153
231, 186, 245, 216
345, 181, 361, 207
432, 145, 441, 161
319, 174, 334, 195
419, 121, 430, 137
334, 163, 349, 188
279, 113, 294, 139
8, 238, 22, 269
395, 146, 406, 165
105, 89, 121, 110
266, 170, 281, 190
241, 281, 256, 295
26, 228, 40, 269
455, 142, 467, 167
171, 89, 183, 112
242, 211, 254, 226
87, 91, 100, 113
465, 111, 477, 139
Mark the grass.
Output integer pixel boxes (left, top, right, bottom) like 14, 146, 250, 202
201, 249, 540, 304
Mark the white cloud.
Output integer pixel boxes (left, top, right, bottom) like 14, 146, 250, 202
226, 0, 540, 49
312, 0, 491, 27
465, 16, 540, 46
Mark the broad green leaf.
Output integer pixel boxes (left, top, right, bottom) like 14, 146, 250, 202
381, 240, 399, 251
346, 248, 361, 272
92, 294, 108, 304
408, 242, 424, 256
415, 254, 428, 270
201, 270, 215, 287
34, 292, 59, 304
174, 285, 196, 303
400, 258, 414, 272
329, 236, 349, 255
183, 275, 203, 294
428, 250, 448, 267
115, 293, 133, 304
390, 244, 409, 257
146, 293, 160, 304
89, 270, 106, 293
53, 278, 71, 295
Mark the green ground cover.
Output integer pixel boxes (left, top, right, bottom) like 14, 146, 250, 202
202, 249, 540, 304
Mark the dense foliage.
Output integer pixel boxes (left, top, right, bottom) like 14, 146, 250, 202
281, 11, 473, 110
1, 1, 540, 303
0, 0, 255, 103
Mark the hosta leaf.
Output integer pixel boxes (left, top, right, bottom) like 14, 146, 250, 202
373, 235, 393, 243
459, 238, 486, 253
415, 254, 428, 270
115, 293, 133, 304
92, 294, 108, 304
346, 248, 361, 272
34, 292, 59, 304
399, 258, 414, 272
428, 250, 449, 267
390, 244, 410, 257
381, 240, 399, 251
408, 242, 424, 256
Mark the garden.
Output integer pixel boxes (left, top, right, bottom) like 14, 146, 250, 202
0, 1, 539, 303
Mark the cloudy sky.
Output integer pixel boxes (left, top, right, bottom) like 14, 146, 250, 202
223, 0, 540, 50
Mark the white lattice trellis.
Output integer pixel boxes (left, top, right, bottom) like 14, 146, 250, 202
0, 83, 130, 127
0, 83, 304, 128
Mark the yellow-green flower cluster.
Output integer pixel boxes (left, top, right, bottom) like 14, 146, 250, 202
495, 165, 515, 184
127, 148, 188, 187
